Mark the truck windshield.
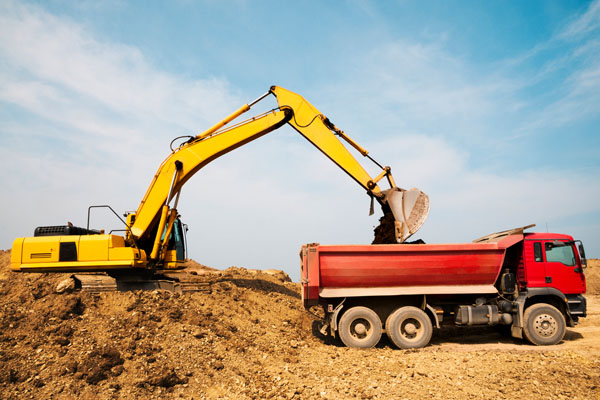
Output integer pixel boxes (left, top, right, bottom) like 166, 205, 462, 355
545, 242, 576, 266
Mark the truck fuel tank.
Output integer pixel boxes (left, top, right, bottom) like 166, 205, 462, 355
455, 305, 500, 325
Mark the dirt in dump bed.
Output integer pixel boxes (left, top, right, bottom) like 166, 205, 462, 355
1, 249, 599, 400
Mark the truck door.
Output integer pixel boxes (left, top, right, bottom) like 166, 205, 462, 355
523, 240, 547, 288
542, 241, 585, 294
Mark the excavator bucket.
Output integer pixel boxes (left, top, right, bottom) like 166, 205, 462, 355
384, 188, 430, 243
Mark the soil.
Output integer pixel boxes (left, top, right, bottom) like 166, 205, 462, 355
372, 210, 426, 244
0, 250, 599, 399
372, 210, 397, 244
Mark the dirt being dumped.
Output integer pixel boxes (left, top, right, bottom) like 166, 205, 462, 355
1, 249, 599, 400
372, 210, 398, 244
372, 210, 426, 244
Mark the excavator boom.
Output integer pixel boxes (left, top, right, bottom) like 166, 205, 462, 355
130, 108, 291, 243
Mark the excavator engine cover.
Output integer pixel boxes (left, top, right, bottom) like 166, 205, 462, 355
384, 188, 430, 243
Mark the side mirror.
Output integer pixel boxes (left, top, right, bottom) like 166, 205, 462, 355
578, 243, 587, 268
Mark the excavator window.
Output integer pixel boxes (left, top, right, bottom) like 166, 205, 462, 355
173, 219, 186, 261
162, 218, 186, 261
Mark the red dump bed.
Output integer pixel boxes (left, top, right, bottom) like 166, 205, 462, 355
300, 235, 523, 307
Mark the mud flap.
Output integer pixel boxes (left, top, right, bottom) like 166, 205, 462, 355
328, 301, 345, 336
511, 293, 527, 339
425, 304, 441, 328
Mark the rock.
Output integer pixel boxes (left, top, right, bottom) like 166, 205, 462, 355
145, 370, 188, 388
56, 278, 76, 294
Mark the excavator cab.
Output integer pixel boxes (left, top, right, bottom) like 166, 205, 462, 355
169, 218, 187, 262
162, 217, 187, 269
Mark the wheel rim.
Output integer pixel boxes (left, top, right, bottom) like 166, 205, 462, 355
533, 313, 557, 338
350, 318, 372, 340
400, 318, 423, 341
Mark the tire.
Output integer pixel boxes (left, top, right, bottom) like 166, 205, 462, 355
523, 303, 566, 346
338, 306, 382, 348
385, 306, 432, 349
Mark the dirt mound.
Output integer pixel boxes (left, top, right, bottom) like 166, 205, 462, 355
586, 259, 600, 295
0, 250, 312, 399
1, 249, 599, 399
180, 259, 217, 274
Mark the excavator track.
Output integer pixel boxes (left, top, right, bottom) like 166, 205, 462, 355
72, 272, 211, 293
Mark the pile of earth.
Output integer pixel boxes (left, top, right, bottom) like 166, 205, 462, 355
371, 210, 425, 244
586, 258, 600, 295
372, 210, 398, 244
0, 249, 599, 399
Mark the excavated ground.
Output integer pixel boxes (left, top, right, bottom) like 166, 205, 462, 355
0, 250, 599, 400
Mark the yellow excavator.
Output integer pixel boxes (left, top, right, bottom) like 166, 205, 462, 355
11, 86, 429, 291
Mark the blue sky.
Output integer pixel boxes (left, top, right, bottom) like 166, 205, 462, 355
1, 0, 599, 280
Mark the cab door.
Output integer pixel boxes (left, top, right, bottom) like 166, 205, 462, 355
543, 241, 585, 294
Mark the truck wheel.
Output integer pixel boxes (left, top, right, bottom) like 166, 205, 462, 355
523, 303, 566, 346
385, 306, 432, 349
338, 306, 382, 348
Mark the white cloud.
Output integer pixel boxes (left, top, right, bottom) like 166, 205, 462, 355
370, 135, 600, 245
0, 1, 241, 245
559, 0, 600, 39
510, 1, 600, 133
0, 1, 241, 155
0, 1, 238, 129
340, 42, 487, 115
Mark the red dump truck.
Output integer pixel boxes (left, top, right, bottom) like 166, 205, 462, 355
300, 225, 587, 348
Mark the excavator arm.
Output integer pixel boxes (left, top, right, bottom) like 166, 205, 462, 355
271, 86, 384, 196
271, 86, 429, 243
130, 86, 429, 265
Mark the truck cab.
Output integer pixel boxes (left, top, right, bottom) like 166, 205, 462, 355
517, 233, 587, 327
521, 233, 586, 294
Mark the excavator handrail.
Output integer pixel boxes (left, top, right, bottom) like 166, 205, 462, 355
87, 204, 141, 253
